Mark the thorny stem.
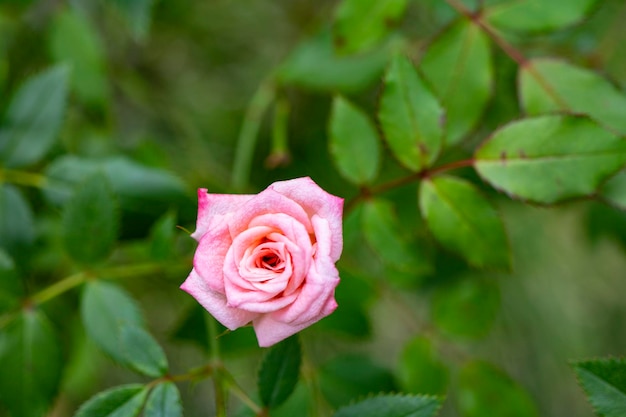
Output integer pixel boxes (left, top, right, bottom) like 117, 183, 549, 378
444, 0, 570, 110
344, 159, 474, 214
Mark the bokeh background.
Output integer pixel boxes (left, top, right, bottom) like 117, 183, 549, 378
1, 1, 626, 416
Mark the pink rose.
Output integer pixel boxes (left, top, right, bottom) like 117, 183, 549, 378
181, 177, 343, 347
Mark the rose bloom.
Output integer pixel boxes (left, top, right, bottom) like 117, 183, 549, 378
181, 177, 343, 347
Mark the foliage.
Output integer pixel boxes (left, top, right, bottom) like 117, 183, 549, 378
0, 1, 625, 417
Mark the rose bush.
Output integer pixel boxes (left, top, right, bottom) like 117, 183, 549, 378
181, 177, 343, 346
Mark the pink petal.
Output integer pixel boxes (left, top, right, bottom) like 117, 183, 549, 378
253, 292, 337, 347
269, 177, 344, 261
193, 215, 232, 293
227, 188, 313, 238
192, 189, 253, 241
180, 269, 257, 330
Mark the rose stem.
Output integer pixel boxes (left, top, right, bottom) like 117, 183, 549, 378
206, 314, 228, 417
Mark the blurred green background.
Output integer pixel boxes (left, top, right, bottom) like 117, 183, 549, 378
1, 1, 626, 416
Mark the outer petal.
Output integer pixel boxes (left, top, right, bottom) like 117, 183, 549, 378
192, 189, 253, 241
180, 269, 258, 330
193, 214, 232, 293
253, 291, 337, 347
269, 177, 344, 261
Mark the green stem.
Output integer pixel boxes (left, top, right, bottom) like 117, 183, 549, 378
231, 79, 276, 191
0, 168, 48, 188
207, 315, 227, 417
29, 272, 87, 306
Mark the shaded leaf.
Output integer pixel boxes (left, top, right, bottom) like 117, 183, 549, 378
74, 384, 148, 417
485, 0, 598, 33
320, 354, 397, 408
0, 185, 35, 263
0, 65, 69, 167
62, 173, 118, 265
258, 336, 301, 408
81, 281, 167, 376
333, 394, 442, 417
333, 0, 408, 54
379, 54, 444, 171
329, 96, 380, 184
457, 360, 538, 417
397, 336, 448, 395
144, 382, 183, 417
519, 58, 626, 136
419, 176, 510, 269
317, 270, 374, 338
431, 276, 500, 338
420, 19, 492, 145
45, 155, 189, 213
0, 310, 62, 417
474, 115, 626, 204
277, 29, 391, 93
601, 170, 626, 211
149, 211, 178, 260
362, 198, 432, 279
49, 9, 108, 105
573, 358, 626, 417
0, 250, 20, 312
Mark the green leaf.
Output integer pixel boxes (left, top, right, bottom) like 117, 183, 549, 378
420, 19, 492, 145
485, 0, 598, 33
379, 54, 444, 171
320, 354, 397, 408
0, 250, 20, 313
333, 394, 442, 417
49, 9, 108, 105
82, 281, 167, 376
143, 382, 183, 417
119, 324, 168, 378
0, 310, 62, 417
419, 176, 510, 269
457, 360, 538, 417
333, 0, 408, 54
0, 185, 35, 262
317, 271, 374, 338
431, 277, 500, 338
110, 0, 155, 41
519, 58, 626, 136
397, 336, 448, 395
45, 155, 190, 213
258, 336, 301, 408
62, 173, 118, 265
362, 198, 432, 278
74, 384, 148, 417
601, 170, 626, 210
277, 29, 391, 93
574, 358, 626, 417
329, 96, 381, 184
0, 64, 69, 167
149, 211, 178, 260
474, 115, 626, 204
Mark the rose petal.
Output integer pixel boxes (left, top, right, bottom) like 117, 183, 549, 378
269, 177, 344, 261
192, 189, 253, 241
180, 268, 257, 330
253, 292, 337, 347
193, 215, 232, 293
228, 188, 313, 238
